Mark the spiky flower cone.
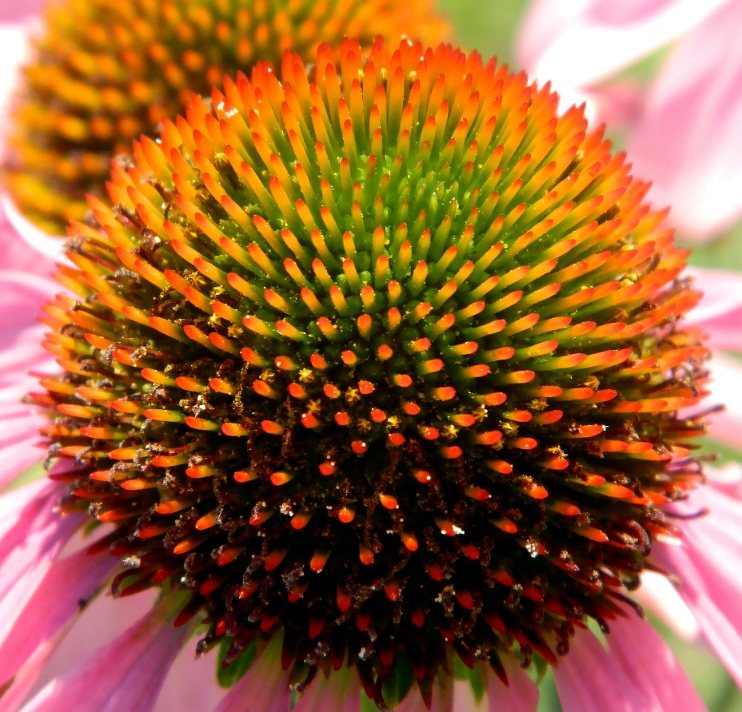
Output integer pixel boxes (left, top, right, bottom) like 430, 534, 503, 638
4, 0, 447, 234
38, 39, 709, 709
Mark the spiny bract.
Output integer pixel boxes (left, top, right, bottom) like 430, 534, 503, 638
38, 38, 709, 710
4, 0, 447, 234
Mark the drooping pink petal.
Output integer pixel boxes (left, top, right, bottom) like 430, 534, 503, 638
581, 81, 643, 129
0, 480, 82, 640
397, 675, 453, 712
18, 601, 189, 712
517, 0, 730, 104
704, 354, 742, 449
0, 272, 58, 346
655, 474, 742, 688
0, 261, 60, 488
0, 478, 76, 590
211, 642, 291, 712
37, 587, 159, 690
153, 642, 225, 712
487, 658, 538, 712
294, 668, 361, 712
554, 614, 705, 712
627, 0, 742, 239
0, 549, 115, 712
0, 477, 112, 709
0, 218, 59, 276
686, 267, 742, 352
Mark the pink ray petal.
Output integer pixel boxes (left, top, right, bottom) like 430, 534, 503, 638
0, 272, 59, 342
0, 437, 46, 490
294, 668, 361, 712
211, 642, 291, 712
632, 570, 700, 641
0, 549, 115, 712
0, 1, 48, 23
517, 0, 730, 102
685, 267, 742, 352
0, 496, 81, 656
0, 268, 61, 488
655, 474, 742, 687
0, 217, 58, 276
397, 675, 453, 712
153, 640, 225, 712
37, 587, 158, 689
18, 601, 189, 712
0, 478, 77, 585
704, 354, 742, 449
487, 658, 538, 712
554, 614, 705, 711
627, 0, 742, 239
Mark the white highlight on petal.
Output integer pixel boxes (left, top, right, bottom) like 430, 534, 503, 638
685, 267, 742, 325
633, 570, 700, 640
0, 23, 31, 160
518, 0, 730, 98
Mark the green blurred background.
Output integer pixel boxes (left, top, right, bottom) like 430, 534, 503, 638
435, 0, 742, 709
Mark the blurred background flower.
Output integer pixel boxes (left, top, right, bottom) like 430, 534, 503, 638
0, 0, 741, 711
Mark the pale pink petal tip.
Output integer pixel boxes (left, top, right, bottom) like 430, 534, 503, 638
18, 601, 189, 712
294, 667, 361, 712
0, 194, 67, 260
397, 673, 453, 712
656, 475, 742, 688
555, 613, 705, 712
487, 658, 538, 712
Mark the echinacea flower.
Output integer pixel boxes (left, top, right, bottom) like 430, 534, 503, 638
2, 0, 448, 235
3, 35, 742, 712
516, 0, 742, 242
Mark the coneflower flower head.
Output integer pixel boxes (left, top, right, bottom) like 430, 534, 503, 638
4, 0, 447, 234
38, 38, 710, 709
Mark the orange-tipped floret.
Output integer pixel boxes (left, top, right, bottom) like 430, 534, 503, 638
4, 0, 448, 234
39, 39, 710, 709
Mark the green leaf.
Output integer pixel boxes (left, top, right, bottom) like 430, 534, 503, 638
216, 638, 256, 689
360, 691, 378, 712
381, 654, 415, 707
